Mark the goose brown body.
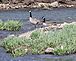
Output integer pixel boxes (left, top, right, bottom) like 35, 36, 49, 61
29, 17, 41, 25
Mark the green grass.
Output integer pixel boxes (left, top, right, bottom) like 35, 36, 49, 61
2, 24, 76, 57
2, 36, 31, 57
0, 20, 22, 31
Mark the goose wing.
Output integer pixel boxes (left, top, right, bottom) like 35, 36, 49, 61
29, 17, 41, 24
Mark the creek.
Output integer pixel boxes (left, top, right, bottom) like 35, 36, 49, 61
0, 8, 76, 61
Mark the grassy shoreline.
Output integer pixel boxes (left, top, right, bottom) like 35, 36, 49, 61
1, 24, 76, 57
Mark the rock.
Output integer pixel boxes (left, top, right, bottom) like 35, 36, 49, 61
43, 26, 52, 31
59, 22, 68, 28
18, 31, 33, 38
37, 2, 59, 8
37, 2, 49, 8
21, 5, 27, 8
0, 4, 11, 9
36, 0, 54, 3
23, 0, 34, 5
56, 24, 63, 29
50, 1, 59, 7
72, 22, 76, 24
12, 0, 18, 4
45, 47, 54, 53
0, 4, 6, 9
66, 5, 74, 7
15, 6, 19, 9
8, 34, 15, 37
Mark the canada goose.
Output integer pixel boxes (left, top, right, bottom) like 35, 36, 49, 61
29, 11, 42, 28
42, 17, 52, 26
42, 17, 48, 26
42, 17, 61, 30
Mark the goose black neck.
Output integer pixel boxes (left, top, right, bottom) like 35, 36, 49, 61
30, 11, 32, 17
43, 18, 46, 23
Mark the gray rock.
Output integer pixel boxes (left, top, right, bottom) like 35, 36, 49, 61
45, 47, 54, 53
50, 1, 59, 7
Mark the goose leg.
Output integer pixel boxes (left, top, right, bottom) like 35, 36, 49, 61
35, 24, 37, 28
33, 24, 37, 28
40, 25, 43, 28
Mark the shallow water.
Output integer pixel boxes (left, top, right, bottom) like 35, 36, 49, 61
0, 8, 76, 61
0, 8, 76, 21
0, 47, 76, 61
0, 8, 76, 38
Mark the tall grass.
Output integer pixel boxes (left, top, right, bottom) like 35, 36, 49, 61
2, 24, 76, 57
0, 20, 22, 31
2, 36, 31, 57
